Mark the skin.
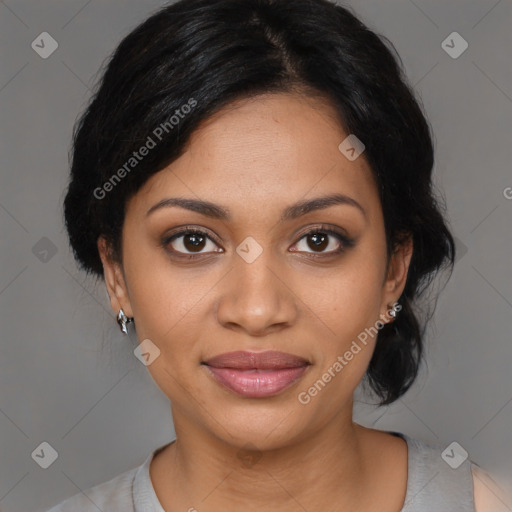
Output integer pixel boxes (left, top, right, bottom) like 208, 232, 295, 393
98, 92, 414, 511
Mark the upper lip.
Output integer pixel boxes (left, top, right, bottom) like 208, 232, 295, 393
203, 350, 310, 370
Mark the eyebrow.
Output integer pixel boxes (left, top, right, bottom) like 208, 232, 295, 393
146, 193, 366, 221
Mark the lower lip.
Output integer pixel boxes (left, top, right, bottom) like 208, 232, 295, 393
205, 365, 309, 398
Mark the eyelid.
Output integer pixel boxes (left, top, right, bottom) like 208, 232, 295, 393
293, 223, 351, 241
162, 225, 222, 245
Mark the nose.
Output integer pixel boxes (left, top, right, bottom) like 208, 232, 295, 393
215, 253, 299, 337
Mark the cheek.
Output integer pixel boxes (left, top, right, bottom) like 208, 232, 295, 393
298, 270, 384, 406
121, 231, 211, 338
126, 267, 210, 396
293, 257, 387, 392
128, 274, 212, 351
301, 260, 385, 336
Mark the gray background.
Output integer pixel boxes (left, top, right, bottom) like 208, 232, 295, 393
0, 1, 511, 511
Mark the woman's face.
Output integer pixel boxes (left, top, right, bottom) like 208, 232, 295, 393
99, 92, 412, 450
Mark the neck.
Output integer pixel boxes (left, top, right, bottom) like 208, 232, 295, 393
151, 402, 375, 511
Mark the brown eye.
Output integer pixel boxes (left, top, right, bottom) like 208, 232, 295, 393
306, 233, 329, 252
292, 231, 342, 254
289, 226, 355, 256
165, 229, 222, 255
182, 233, 206, 252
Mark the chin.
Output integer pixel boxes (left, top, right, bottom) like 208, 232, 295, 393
209, 402, 310, 452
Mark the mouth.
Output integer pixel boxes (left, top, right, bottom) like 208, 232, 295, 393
202, 350, 310, 398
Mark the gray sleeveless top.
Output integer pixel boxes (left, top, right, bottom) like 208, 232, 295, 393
392, 431, 476, 511
45, 431, 476, 511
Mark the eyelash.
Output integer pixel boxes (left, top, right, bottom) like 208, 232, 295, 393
161, 224, 355, 260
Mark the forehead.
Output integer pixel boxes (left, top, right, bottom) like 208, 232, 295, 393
128, 92, 380, 222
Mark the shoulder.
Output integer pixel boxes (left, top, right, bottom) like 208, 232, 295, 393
44, 465, 137, 512
472, 464, 511, 512
394, 433, 475, 511
396, 433, 511, 512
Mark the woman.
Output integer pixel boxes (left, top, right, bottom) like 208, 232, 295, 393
47, 0, 506, 510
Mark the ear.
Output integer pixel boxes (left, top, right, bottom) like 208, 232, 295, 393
380, 234, 413, 316
97, 236, 134, 318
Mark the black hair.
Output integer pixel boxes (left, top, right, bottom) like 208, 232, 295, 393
63, 0, 455, 406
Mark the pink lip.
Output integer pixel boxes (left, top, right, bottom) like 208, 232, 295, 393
203, 351, 310, 398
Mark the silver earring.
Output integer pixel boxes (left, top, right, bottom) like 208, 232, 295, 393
117, 309, 133, 335
388, 302, 399, 320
